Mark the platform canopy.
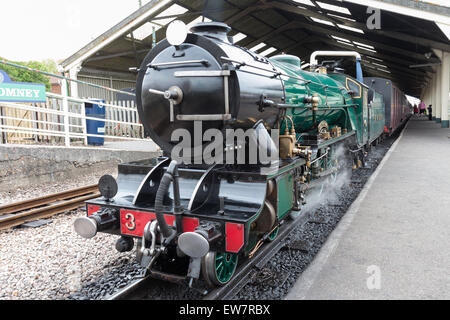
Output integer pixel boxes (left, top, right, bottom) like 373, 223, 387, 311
61, 0, 450, 97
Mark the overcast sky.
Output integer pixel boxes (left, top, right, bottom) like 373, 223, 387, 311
0, 0, 448, 63
0, 0, 150, 62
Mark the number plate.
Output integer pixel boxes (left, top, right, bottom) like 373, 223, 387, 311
120, 209, 199, 237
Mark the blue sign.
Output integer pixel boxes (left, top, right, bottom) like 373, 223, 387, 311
0, 70, 46, 103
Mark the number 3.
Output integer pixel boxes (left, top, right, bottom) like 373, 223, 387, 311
125, 213, 136, 231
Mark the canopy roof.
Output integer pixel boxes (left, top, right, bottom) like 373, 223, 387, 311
61, 0, 450, 97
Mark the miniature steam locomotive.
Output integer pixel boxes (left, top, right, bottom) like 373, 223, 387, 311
74, 21, 409, 288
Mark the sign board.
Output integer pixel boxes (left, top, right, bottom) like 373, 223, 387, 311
0, 70, 46, 103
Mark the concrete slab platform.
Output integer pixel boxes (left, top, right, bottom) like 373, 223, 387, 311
286, 118, 450, 300
0, 141, 161, 191
103, 140, 160, 152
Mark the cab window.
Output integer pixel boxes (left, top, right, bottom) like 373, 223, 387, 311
346, 78, 362, 99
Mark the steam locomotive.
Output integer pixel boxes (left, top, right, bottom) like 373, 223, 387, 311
74, 21, 409, 288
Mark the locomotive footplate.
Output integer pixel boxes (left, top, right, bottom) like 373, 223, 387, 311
85, 200, 254, 255
299, 130, 356, 148
84, 157, 295, 255
84, 157, 307, 251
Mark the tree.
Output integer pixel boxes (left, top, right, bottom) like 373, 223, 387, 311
0, 58, 59, 91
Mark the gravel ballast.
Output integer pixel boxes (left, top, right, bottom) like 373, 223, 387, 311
0, 209, 138, 300
0, 168, 131, 300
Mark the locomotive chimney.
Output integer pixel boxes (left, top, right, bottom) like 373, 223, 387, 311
190, 21, 232, 43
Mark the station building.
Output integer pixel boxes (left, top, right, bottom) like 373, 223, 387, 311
60, 0, 450, 126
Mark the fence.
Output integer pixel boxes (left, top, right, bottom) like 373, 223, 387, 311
0, 59, 149, 147
77, 74, 136, 102
0, 94, 145, 146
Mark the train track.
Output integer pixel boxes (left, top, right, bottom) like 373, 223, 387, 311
106, 276, 153, 300
0, 184, 100, 231
106, 210, 312, 300
203, 211, 312, 300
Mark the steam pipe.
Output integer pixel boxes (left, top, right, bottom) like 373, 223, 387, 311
310, 51, 363, 82
355, 59, 363, 83
310, 51, 361, 66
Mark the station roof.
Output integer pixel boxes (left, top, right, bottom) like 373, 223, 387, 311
61, 0, 450, 97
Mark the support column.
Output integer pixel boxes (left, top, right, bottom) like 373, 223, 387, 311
424, 86, 429, 107
441, 51, 450, 128
61, 77, 71, 147
428, 84, 433, 119
435, 67, 442, 123
431, 75, 436, 121
68, 65, 81, 99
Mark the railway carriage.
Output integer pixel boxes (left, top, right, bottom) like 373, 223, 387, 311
74, 21, 404, 288
364, 77, 411, 135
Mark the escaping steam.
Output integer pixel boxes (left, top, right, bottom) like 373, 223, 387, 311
302, 144, 352, 214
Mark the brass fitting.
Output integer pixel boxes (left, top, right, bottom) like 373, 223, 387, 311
279, 134, 296, 159
318, 66, 327, 75
280, 116, 298, 159
311, 94, 319, 110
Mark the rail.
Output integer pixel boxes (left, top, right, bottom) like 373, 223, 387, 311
105, 276, 153, 300
0, 185, 100, 231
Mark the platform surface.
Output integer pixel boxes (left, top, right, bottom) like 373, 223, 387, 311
287, 118, 450, 300
0, 141, 161, 191
103, 140, 159, 152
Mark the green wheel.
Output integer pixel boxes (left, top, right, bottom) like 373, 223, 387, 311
202, 252, 238, 287
267, 227, 279, 242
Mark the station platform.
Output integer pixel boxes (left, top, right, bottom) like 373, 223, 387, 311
286, 118, 450, 300
103, 140, 160, 152
0, 141, 161, 191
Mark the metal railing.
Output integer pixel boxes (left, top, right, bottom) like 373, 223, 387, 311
0, 94, 146, 146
